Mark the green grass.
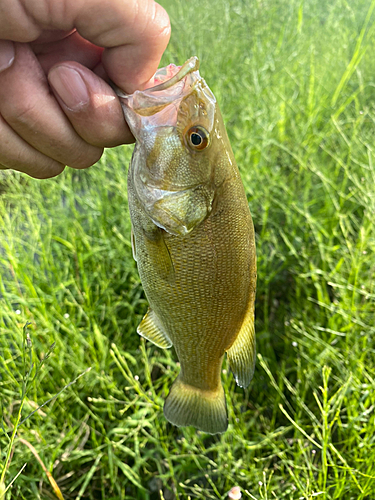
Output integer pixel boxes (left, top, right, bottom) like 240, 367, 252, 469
1, 0, 375, 498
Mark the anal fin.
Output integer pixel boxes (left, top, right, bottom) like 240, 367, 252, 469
226, 312, 256, 388
137, 308, 172, 349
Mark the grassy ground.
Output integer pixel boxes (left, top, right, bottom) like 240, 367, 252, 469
1, 0, 375, 498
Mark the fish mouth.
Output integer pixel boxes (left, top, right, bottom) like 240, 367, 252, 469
113, 57, 210, 124
114, 56, 216, 137
113, 57, 200, 98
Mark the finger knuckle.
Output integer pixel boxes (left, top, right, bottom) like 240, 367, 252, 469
7, 97, 40, 127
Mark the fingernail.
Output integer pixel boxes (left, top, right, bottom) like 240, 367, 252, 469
49, 66, 89, 111
0, 40, 15, 73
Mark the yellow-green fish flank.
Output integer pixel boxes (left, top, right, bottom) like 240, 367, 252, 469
117, 57, 257, 434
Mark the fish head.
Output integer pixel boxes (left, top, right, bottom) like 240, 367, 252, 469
117, 57, 229, 236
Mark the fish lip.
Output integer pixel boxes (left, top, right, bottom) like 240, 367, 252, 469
147, 57, 200, 93
112, 57, 200, 98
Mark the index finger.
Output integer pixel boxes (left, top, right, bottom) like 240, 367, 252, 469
0, 0, 171, 92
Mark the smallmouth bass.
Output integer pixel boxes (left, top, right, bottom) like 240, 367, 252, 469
116, 57, 256, 434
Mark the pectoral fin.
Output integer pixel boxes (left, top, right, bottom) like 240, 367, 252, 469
226, 313, 256, 388
131, 228, 137, 261
137, 308, 172, 349
142, 227, 175, 283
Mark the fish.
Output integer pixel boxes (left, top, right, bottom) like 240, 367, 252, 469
115, 57, 256, 434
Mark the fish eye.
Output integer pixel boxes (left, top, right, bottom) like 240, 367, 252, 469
186, 126, 209, 151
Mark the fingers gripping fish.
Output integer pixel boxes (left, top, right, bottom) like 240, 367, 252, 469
115, 57, 257, 434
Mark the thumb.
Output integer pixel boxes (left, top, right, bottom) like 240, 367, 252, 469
48, 61, 132, 147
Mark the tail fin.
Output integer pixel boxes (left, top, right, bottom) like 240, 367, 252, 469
163, 376, 228, 434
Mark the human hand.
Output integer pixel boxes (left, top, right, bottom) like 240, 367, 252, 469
0, 0, 170, 178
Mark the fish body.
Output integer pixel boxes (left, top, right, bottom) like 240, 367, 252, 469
117, 58, 256, 434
